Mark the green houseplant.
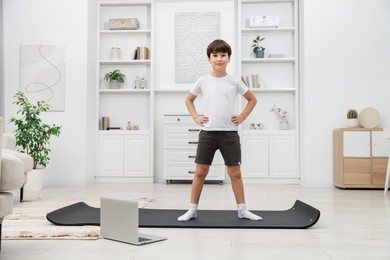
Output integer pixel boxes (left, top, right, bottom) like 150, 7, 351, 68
104, 69, 125, 89
10, 91, 61, 169
346, 109, 359, 128
251, 35, 265, 58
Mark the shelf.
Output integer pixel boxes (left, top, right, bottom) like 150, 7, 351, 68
250, 88, 295, 93
100, 60, 151, 65
241, 27, 295, 32
99, 89, 150, 94
242, 0, 295, 4
98, 130, 150, 135
240, 129, 297, 135
154, 89, 189, 94
100, 29, 151, 34
241, 58, 295, 63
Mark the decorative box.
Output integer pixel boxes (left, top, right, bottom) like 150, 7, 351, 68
109, 18, 139, 30
249, 15, 279, 28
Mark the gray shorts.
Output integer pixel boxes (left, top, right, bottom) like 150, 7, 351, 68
195, 130, 241, 166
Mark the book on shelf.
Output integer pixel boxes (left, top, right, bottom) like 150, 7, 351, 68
133, 46, 149, 60
107, 127, 122, 130
242, 74, 265, 89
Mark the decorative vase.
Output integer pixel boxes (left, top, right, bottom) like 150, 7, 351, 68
347, 119, 359, 128
279, 117, 289, 130
24, 168, 45, 191
255, 50, 264, 58
127, 121, 132, 130
109, 79, 121, 89
110, 47, 121, 60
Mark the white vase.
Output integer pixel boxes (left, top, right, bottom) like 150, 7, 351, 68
109, 79, 121, 89
279, 118, 289, 130
347, 119, 359, 128
24, 168, 45, 191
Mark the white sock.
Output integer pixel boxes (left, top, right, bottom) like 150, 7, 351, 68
237, 203, 262, 221
178, 203, 198, 221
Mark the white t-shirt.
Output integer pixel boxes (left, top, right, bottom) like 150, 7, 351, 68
190, 74, 249, 131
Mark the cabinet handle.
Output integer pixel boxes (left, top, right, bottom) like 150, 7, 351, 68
188, 141, 198, 144
188, 129, 200, 132
188, 155, 196, 158
188, 171, 195, 174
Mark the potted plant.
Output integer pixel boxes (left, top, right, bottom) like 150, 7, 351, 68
270, 104, 289, 130
251, 35, 265, 58
347, 109, 359, 128
10, 91, 61, 190
104, 69, 125, 89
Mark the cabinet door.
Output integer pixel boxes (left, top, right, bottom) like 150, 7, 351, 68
97, 135, 124, 177
372, 131, 390, 157
241, 135, 268, 178
343, 131, 370, 157
124, 135, 149, 177
269, 135, 296, 178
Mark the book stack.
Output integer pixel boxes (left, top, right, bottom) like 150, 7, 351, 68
133, 46, 149, 60
242, 74, 263, 89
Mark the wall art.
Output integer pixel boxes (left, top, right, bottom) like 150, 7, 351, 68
175, 12, 220, 83
20, 45, 66, 111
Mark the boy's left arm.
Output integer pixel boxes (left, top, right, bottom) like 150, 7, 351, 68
231, 90, 257, 125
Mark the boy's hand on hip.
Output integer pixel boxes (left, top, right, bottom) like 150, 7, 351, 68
231, 115, 245, 125
194, 115, 209, 126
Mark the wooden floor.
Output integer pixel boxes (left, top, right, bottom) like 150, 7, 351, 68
1, 183, 390, 260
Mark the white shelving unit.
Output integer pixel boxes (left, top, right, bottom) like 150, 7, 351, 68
96, 1, 155, 182
238, 0, 299, 182
95, 0, 300, 184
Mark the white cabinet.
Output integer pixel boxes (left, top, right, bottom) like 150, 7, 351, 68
163, 115, 225, 183
97, 132, 151, 181
96, 1, 154, 182
241, 131, 297, 181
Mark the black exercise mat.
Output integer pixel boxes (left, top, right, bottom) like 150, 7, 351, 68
139, 200, 320, 229
47, 200, 319, 229
46, 202, 100, 226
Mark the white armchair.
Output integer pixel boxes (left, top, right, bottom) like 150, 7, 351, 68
2, 133, 33, 202
0, 117, 33, 251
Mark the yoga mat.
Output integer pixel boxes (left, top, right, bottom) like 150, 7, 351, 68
47, 200, 319, 229
47, 202, 100, 226
139, 200, 320, 229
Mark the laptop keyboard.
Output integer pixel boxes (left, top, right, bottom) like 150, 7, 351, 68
138, 237, 152, 242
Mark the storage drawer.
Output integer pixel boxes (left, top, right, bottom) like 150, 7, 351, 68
344, 173, 371, 185
165, 125, 200, 135
343, 158, 370, 174
164, 115, 195, 124
165, 164, 225, 180
165, 149, 224, 164
165, 149, 197, 164
165, 137, 199, 148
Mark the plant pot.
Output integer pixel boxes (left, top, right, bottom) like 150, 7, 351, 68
109, 79, 122, 89
347, 118, 359, 128
279, 117, 289, 130
255, 50, 264, 58
24, 168, 45, 191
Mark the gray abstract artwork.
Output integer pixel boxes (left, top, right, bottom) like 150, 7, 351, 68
175, 12, 220, 83
20, 45, 66, 111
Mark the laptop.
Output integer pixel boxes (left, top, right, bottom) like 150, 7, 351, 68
100, 197, 167, 245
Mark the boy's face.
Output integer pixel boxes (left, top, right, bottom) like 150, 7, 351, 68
208, 52, 230, 74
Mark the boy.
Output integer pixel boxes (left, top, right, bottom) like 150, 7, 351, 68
178, 39, 262, 222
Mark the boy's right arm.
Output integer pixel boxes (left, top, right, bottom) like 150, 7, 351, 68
185, 93, 209, 126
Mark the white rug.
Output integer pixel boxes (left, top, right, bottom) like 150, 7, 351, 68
2, 197, 153, 240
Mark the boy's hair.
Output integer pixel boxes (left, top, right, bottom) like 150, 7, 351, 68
206, 39, 232, 58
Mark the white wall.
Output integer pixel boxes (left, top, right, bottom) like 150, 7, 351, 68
2, 0, 390, 186
300, 0, 390, 186
3, 0, 96, 185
